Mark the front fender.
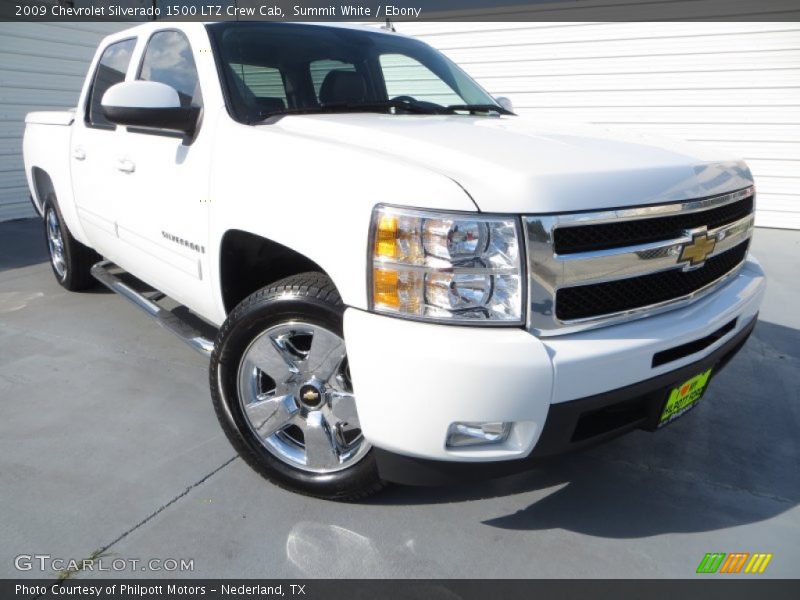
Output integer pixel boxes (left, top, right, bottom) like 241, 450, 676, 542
207, 121, 477, 320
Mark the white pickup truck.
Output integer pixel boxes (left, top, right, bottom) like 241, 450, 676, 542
23, 21, 765, 500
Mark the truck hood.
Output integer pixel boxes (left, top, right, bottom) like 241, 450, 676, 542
268, 114, 753, 213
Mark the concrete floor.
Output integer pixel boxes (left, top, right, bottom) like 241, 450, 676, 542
1, 218, 798, 579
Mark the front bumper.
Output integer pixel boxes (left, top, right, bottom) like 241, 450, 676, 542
373, 314, 756, 485
343, 255, 765, 476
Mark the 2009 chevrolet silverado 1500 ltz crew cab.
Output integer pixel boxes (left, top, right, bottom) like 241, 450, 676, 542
23, 21, 765, 500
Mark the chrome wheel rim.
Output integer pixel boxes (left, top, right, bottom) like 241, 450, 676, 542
236, 321, 370, 474
46, 208, 66, 278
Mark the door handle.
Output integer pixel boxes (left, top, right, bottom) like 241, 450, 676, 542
73, 147, 86, 161
117, 159, 136, 174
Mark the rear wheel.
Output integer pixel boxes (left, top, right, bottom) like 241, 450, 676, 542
210, 272, 385, 500
43, 198, 99, 291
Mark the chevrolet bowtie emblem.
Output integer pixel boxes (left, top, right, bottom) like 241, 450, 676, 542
678, 228, 717, 268
303, 390, 319, 402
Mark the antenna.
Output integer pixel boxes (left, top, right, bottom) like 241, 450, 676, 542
382, 18, 396, 32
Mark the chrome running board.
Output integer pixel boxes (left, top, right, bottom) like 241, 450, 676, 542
90, 261, 214, 356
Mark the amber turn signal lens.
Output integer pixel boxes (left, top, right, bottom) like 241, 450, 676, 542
375, 214, 398, 258
373, 268, 400, 308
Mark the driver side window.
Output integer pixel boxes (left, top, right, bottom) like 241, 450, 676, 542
379, 54, 461, 106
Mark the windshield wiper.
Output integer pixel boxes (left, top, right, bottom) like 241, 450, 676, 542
253, 100, 440, 123
442, 104, 515, 115
325, 100, 442, 115
251, 106, 336, 122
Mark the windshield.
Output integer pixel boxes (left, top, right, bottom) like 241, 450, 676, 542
207, 23, 504, 123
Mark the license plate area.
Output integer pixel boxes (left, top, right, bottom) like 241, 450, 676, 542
658, 368, 713, 428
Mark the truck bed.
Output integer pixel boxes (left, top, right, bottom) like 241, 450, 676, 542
23, 110, 77, 221
25, 110, 75, 126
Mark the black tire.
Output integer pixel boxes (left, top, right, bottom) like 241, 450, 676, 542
210, 272, 386, 501
43, 196, 100, 291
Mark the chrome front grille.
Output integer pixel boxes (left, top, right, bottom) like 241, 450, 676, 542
525, 186, 755, 335
553, 194, 754, 254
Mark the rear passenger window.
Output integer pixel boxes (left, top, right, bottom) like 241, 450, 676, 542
138, 30, 202, 108
87, 38, 136, 128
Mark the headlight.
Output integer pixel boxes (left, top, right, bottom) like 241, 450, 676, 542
368, 205, 524, 324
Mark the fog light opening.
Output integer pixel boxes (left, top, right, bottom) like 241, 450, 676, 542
446, 421, 511, 448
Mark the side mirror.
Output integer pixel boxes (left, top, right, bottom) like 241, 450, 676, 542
495, 96, 514, 113
102, 81, 199, 138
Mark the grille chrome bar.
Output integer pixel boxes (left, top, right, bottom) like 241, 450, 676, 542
550, 186, 754, 228
556, 241, 749, 322
556, 213, 754, 288
525, 186, 755, 336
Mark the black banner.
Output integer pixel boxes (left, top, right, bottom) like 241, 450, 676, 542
3, 0, 800, 22
5, 579, 800, 600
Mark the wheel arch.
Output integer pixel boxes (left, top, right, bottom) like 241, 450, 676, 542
30, 166, 55, 216
218, 229, 341, 315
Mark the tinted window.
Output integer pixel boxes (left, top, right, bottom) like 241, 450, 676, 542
230, 63, 287, 113
139, 31, 202, 107
230, 63, 286, 108
87, 38, 136, 128
310, 59, 356, 100
380, 54, 462, 106
231, 64, 286, 100
209, 23, 498, 124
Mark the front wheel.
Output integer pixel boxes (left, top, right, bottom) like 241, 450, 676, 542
210, 272, 385, 500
